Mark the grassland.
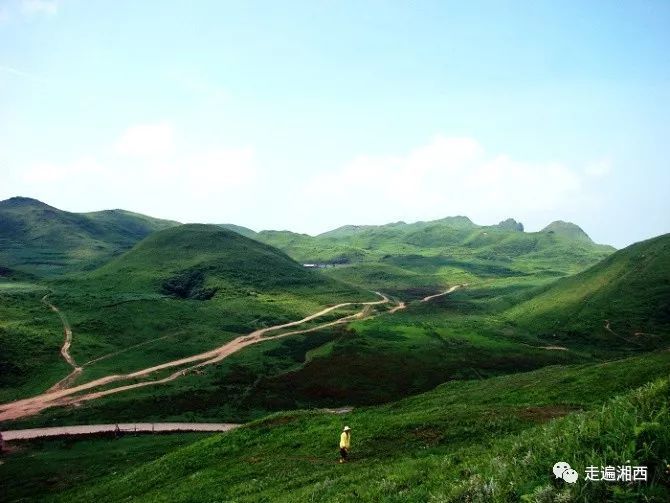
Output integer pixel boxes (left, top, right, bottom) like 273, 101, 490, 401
2, 226, 667, 431
14, 351, 666, 502
0, 432, 212, 502
0, 197, 178, 276
1, 199, 668, 502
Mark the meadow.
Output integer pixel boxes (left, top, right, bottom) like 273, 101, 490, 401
7, 351, 665, 502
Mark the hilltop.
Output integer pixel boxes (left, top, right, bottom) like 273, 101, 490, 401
90, 224, 359, 296
255, 215, 615, 296
541, 220, 593, 243
0, 197, 179, 276
0, 224, 373, 407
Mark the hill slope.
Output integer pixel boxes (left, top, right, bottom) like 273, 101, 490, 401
0, 224, 373, 406
509, 233, 670, 344
90, 224, 353, 295
52, 351, 670, 502
256, 216, 615, 297
0, 197, 179, 276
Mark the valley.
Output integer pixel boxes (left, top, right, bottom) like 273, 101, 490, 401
1, 197, 668, 502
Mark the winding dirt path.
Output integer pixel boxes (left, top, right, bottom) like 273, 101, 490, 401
421, 284, 466, 302
0, 293, 390, 422
604, 320, 644, 348
42, 295, 83, 392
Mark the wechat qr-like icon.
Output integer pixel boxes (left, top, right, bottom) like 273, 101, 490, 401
553, 461, 579, 484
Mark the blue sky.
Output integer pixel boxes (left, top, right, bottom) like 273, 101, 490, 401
1, 0, 669, 247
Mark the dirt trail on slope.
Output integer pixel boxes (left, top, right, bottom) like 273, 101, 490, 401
420, 284, 466, 302
0, 293, 389, 422
42, 296, 83, 392
604, 320, 644, 348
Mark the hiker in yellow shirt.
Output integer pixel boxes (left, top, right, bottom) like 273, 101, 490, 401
339, 426, 351, 463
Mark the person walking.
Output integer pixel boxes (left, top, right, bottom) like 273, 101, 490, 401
339, 426, 351, 463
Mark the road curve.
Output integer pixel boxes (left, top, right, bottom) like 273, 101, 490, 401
421, 284, 466, 302
42, 295, 83, 392
1, 422, 240, 441
0, 293, 389, 422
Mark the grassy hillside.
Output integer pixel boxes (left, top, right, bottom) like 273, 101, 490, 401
89, 224, 345, 294
256, 216, 615, 297
40, 351, 670, 502
3, 228, 665, 428
509, 233, 670, 349
0, 225, 374, 408
217, 223, 258, 239
0, 197, 179, 276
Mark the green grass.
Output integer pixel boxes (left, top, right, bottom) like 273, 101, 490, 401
0, 433, 211, 502
508, 233, 670, 346
0, 197, 178, 277
2, 230, 664, 429
0, 286, 66, 403
0, 224, 378, 423
44, 351, 670, 502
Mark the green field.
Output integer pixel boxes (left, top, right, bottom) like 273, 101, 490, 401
4, 352, 667, 502
1, 198, 669, 501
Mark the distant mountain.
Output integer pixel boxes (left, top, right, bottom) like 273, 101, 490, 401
496, 218, 524, 232
0, 197, 179, 276
541, 220, 592, 243
510, 233, 670, 342
256, 215, 615, 281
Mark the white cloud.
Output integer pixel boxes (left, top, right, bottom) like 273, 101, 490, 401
21, 0, 58, 15
115, 122, 175, 158
12, 122, 259, 223
184, 147, 256, 190
301, 135, 588, 229
22, 157, 105, 183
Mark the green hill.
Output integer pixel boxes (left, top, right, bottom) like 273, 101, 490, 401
541, 220, 593, 243
90, 224, 339, 294
217, 223, 258, 239
0, 224, 373, 406
509, 233, 670, 347
37, 351, 670, 502
0, 197, 179, 276
256, 216, 615, 298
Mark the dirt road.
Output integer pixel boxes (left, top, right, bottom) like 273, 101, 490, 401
42, 295, 83, 392
1, 422, 240, 441
421, 284, 465, 302
0, 293, 390, 422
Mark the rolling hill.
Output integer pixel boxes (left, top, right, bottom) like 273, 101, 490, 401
254, 216, 616, 298
0, 224, 374, 408
0, 197, 180, 276
89, 224, 347, 294
508, 233, 670, 348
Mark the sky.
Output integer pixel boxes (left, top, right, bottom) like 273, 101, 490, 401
1, 0, 669, 248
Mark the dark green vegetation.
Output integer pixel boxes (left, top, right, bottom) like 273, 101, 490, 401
255, 216, 615, 298
0, 432, 211, 502
0, 223, 372, 404
0, 197, 178, 276
0, 284, 63, 403
1, 197, 669, 501
30, 352, 670, 502
509, 233, 670, 347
